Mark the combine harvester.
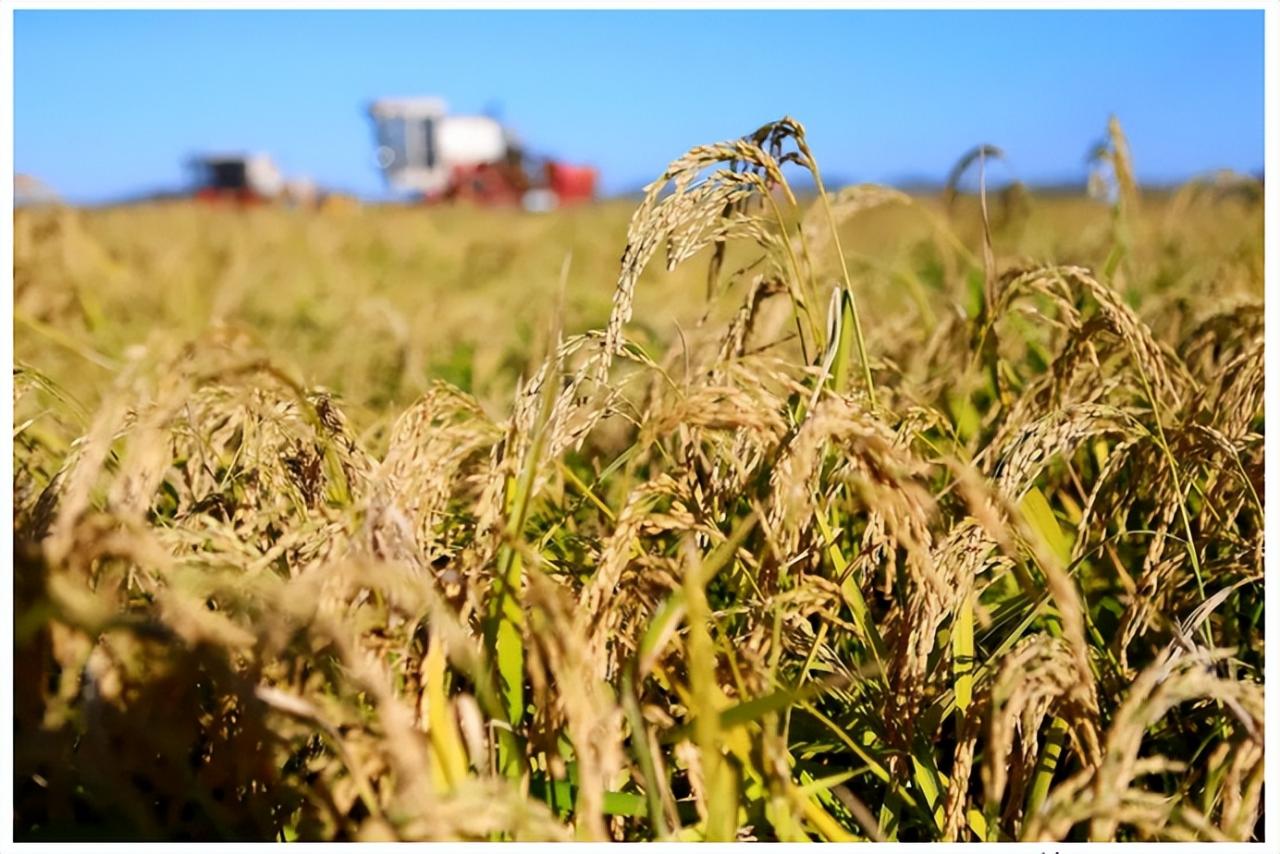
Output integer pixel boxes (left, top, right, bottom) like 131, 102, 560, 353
189, 153, 324, 208
367, 97, 597, 210
190, 153, 286, 204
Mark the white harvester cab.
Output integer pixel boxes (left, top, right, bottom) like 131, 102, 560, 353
368, 97, 514, 196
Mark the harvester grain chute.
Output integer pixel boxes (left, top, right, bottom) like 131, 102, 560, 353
367, 97, 597, 210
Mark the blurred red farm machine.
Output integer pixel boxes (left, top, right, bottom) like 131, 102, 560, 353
189, 153, 320, 207
190, 153, 284, 204
367, 97, 597, 210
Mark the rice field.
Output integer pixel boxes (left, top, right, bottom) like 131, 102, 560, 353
12, 118, 1265, 841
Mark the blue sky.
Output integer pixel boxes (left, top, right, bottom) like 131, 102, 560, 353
14, 9, 1265, 203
